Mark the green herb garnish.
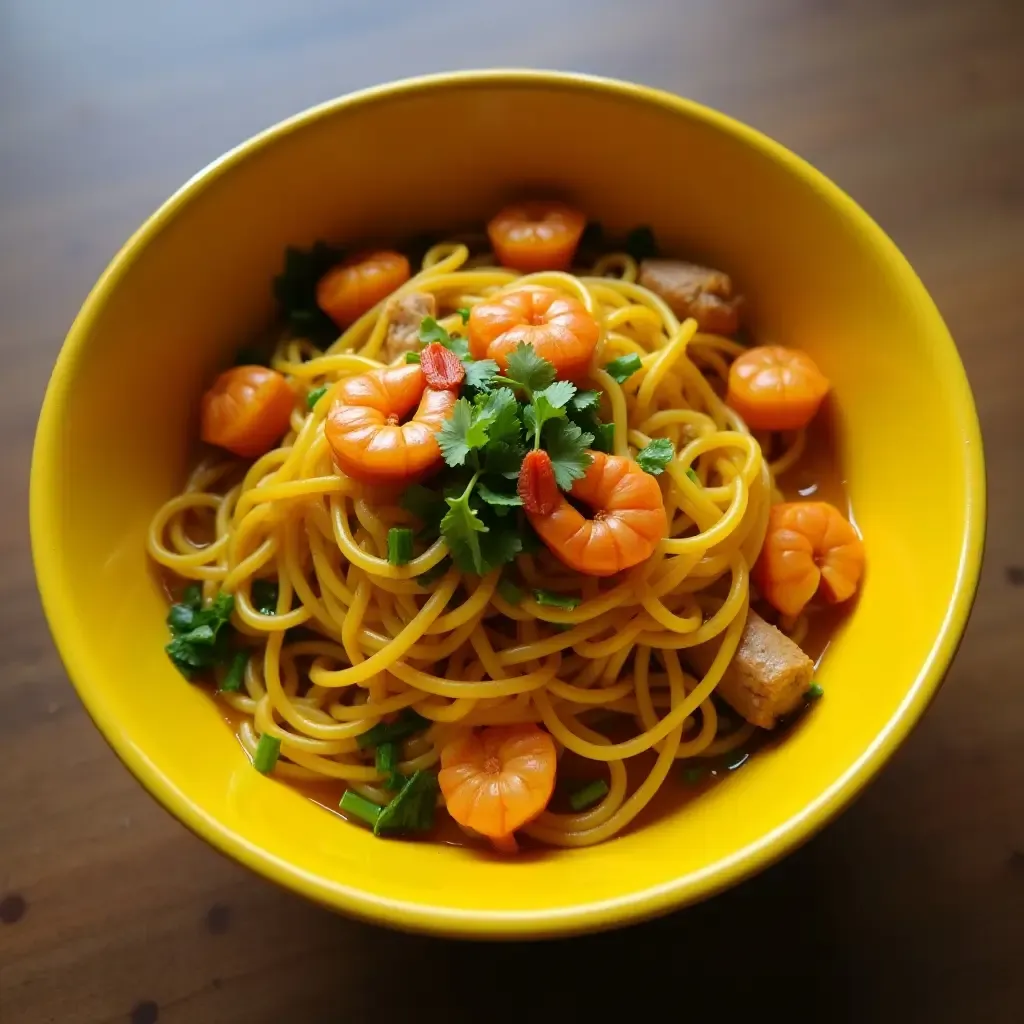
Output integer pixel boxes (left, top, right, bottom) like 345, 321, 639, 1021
164, 591, 236, 680
635, 437, 675, 475
220, 650, 248, 693
373, 770, 439, 836
356, 709, 430, 750
456, 307, 471, 324
253, 734, 281, 774
686, 467, 700, 484
569, 779, 609, 811
806, 683, 824, 700
533, 589, 581, 610
375, 741, 403, 790
306, 385, 328, 410
415, 559, 451, 587
387, 527, 415, 566
404, 351, 421, 364
604, 353, 643, 384
340, 789, 383, 828
593, 422, 616, 452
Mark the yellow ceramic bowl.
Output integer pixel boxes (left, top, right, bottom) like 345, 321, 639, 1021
31, 71, 984, 938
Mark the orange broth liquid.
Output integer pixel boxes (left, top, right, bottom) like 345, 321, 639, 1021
186, 402, 853, 850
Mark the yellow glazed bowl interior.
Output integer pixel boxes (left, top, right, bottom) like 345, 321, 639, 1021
31, 71, 984, 937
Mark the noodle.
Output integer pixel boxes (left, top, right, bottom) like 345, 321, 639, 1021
148, 242, 780, 847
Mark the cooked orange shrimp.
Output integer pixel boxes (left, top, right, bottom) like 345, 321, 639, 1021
756, 501, 865, 617
521, 450, 668, 576
439, 724, 557, 851
201, 365, 295, 459
316, 250, 411, 329
468, 286, 599, 379
325, 362, 457, 484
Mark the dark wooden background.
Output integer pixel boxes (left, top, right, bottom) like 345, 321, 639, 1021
2, 1, 1022, 1021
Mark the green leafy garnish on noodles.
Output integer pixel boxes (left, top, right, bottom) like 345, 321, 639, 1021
569, 779, 609, 811
219, 650, 248, 693
415, 558, 451, 587
375, 741, 404, 790
419, 316, 471, 360
387, 527, 415, 566
340, 789, 383, 828
356, 708, 430, 750
456, 307, 471, 324
273, 241, 344, 343
164, 591, 236, 680
306, 385, 328, 410
603, 353, 643, 384
374, 770, 439, 836
404, 351, 421, 364
533, 589, 581, 610
686, 466, 700, 484
806, 683, 824, 700
253, 734, 281, 774
635, 437, 675, 475
497, 577, 524, 606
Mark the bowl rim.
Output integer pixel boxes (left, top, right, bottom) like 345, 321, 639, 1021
30, 68, 986, 938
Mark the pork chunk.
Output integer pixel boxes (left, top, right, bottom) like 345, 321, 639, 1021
685, 609, 814, 729
383, 291, 436, 363
638, 259, 743, 334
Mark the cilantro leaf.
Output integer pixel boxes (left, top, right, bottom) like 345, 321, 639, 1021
419, 317, 450, 345
484, 440, 528, 479
441, 488, 489, 574
478, 525, 523, 570
456, 307, 471, 324
604, 353, 643, 384
635, 437, 675, 475
544, 419, 594, 490
164, 590, 236, 679
504, 342, 556, 392
533, 589, 581, 609
477, 482, 523, 507
476, 387, 522, 444
437, 398, 491, 467
571, 390, 600, 412
464, 357, 498, 392
373, 770, 439, 836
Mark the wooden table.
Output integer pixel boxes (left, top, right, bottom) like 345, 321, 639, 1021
2, 1, 1022, 1020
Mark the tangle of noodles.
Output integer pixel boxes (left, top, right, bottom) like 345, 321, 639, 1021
148, 242, 810, 847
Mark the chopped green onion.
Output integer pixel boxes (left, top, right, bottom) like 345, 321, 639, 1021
374, 770, 439, 835
306, 385, 328, 410
806, 683, 824, 700
686, 467, 700, 484
603, 353, 643, 384
404, 351, 421, 363
569, 779, 609, 811
456, 307, 471, 324
533, 589, 581, 610
682, 765, 706, 785
387, 527, 415, 566
251, 579, 279, 615
497, 577, 524, 606
340, 789, 383, 828
220, 650, 248, 693
253, 734, 281, 774
375, 741, 403, 789
356, 708, 430, 750
167, 602, 197, 634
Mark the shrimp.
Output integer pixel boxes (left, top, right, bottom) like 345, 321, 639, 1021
316, 250, 411, 329
521, 450, 668, 576
438, 724, 557, 851
468, 286, 599, 379
324, 358, 458, 484
487, 201, 587, 272
201, 365, 295, 459
756, 501, 865, 617
727, 345, 830, 431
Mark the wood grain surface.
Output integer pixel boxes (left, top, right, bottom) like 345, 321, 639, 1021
2, 1, 1022, 1021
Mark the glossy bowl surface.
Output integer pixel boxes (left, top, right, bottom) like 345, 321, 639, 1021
31, 70, 984, 937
